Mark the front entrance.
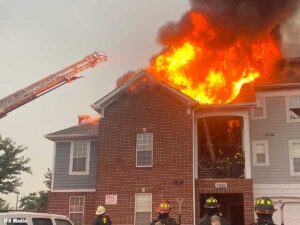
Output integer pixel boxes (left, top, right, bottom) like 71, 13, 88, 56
199, 193, 244, 225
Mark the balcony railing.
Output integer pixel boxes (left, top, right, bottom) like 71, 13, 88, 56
198, 159, 245, 179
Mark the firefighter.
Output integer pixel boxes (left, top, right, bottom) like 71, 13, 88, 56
150, 200, 179, 225
198, 196, 229, 225
251, 197, 276, 225
92, 206, 112, 225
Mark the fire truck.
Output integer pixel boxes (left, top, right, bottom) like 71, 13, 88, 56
0, 52, 107, 119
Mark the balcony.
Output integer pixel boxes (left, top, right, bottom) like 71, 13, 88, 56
198, 155, 245, 179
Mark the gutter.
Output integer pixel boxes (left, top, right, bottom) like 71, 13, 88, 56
255, 83, 300, 91
44, 134, 98, 141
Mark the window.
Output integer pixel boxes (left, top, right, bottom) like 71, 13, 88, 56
251, 98, 266, 119
69, 196, 85, 225
287, 96, 300, 122
253, 140, 269, 166
289, 140, 300, 175
136, 133, 153, 167
55, 219, 72, 225
32, 219, 53, 225
69, 141, 90, 175
135, 193, 152, 225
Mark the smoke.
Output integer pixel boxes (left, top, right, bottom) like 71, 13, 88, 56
281, 3, 300, 57
116, 70, 137, 87
157, 0, 299, 48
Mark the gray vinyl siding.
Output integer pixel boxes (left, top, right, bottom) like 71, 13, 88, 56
250, 96, 300, 184
53, 141, 97, 190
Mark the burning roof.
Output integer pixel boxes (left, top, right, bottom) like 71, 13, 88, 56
110, 1, 300, 109
140, 0, 299, 105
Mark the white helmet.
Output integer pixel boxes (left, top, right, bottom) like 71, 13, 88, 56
96, 205, 106, 215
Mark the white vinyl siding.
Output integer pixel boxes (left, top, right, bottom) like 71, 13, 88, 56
287, 95, 300, 122
69, 142, 90, 175
136, 133, 153, 167
251, 97, 266, 119
253, 140, 269, 166
135, 193, 152, 225
69, 196, 85, 225
289, 140, 300, 175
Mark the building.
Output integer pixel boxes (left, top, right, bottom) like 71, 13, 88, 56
46, 67, 300, 225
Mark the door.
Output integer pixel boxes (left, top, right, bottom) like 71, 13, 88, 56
229, 204, 244, 225
283, 203, 300, 225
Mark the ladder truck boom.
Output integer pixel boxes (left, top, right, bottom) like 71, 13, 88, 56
0, 51, 107, 119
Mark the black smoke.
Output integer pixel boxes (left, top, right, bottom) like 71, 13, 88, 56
157, 0, 299, 47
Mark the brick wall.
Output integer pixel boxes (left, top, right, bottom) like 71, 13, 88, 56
47, 191, 96, 225
195, 179, 254, 225
96, 83, 194, 225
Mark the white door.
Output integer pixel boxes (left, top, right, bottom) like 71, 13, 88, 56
284, 203, 300, 225
273, 202, 300, 225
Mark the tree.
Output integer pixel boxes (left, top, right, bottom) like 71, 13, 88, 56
0, 135, 31, 194
19, 169, 52, 211
19, 191, 48, 211
0, 198, 10, 210
43, 168, 52, 190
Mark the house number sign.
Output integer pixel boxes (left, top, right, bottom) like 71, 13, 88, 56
215, 182, 228, 189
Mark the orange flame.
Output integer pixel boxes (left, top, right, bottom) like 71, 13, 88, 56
149, 12, 281, 104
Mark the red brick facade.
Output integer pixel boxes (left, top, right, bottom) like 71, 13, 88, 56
195, 179, 254, 225
96, 83, 194, 225
47, 79, 255, 225
47, 191, 96, 225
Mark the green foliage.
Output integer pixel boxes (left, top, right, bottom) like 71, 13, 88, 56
19, 169, 52, 211
43, 168, 52, 190
0, 198, 10, 210
19, 191, 48, 211
0, 135, 31, 194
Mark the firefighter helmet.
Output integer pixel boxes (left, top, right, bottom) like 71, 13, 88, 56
156, 200, 171, 213
204, 196, 220, 208
95, 205, 106, 215
255, 197, 276, 214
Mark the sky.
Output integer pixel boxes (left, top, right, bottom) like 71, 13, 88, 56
0, 0, 299, 207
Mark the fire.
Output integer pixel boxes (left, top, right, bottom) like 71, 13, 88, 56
149, 12, 281, 104
78, 115, 100, 126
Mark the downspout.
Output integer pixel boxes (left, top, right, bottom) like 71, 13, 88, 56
192, 108, 196, 225
192, 104, 201, 225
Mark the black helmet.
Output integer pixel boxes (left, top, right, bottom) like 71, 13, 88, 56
255, 197, 276, 214
204, 196, 220, 208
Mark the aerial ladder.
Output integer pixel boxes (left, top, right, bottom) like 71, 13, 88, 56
0, 52, 107, 119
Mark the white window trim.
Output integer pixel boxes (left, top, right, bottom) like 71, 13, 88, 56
251, 97, 267, 119
136, 133, 153, 168
69, 196, 85, 225
134, 193, 152, 225
69, 141, 90, 175
289, 140, 300, 176
286, 96, 300, 123
252, 140, 269, 166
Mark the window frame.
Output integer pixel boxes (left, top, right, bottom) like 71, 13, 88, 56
252, 140, 269, 166
134, 193, 152, 225
54, 219, 73, 225
289, 140, 300, 176
69, 196, 85, 225
136, 133, 153, 168
286, 95, 300, 123
69, 141, 90, 175
251, 97, 266, 119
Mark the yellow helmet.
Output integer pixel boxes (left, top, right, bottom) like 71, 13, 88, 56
204, 196, 220, 208
156, 200, 171, 213
255, 197, 276, 214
